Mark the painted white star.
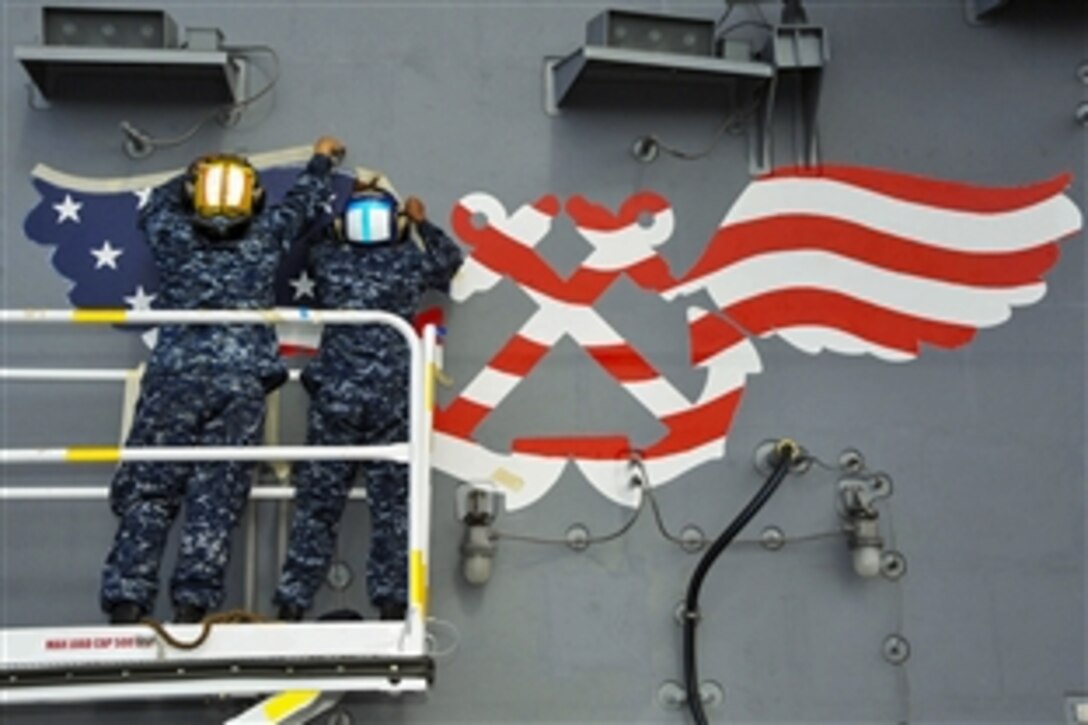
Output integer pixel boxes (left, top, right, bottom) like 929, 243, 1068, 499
289, 270, 316, 300
90, 240, 123, 270
53, 194, 82, 224
123, 285, 157, 311
133, 188, 152, 210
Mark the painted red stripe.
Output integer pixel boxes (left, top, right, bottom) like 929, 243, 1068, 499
678, 216, 1060, 289
566, 191, 671, 232
413, 307, 445, 334
278, 344, 316, 357
512, 434, 632, 459
643, 389, 744, 458
435, 398, 492, 439
532, 194, 561, 217
510, 390, 745, 461
585, 343, 660, 382
688, 312, 746, 366
626, 256, 678, 292
763, 165, 1072, 213
452, 204, 617, 304
490, 335, 550, 377
728, 289, 976, 355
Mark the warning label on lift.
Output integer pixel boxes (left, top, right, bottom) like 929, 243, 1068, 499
44, 635, 156, 651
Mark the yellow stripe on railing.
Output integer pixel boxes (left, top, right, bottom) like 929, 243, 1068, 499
73, 309, 128, 324
424, 362, 438, 410
262, 690, 320, 721
410, 549, 428, 614
65, 447, 121, 463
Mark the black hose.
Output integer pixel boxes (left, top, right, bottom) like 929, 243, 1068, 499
682, 445, 795, 725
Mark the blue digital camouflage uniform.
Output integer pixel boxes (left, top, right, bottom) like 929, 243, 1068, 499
274, 219, 463, 613
100, 154, 335, 616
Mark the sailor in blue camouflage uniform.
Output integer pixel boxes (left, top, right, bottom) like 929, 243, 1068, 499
274, 184, 463, 621
100, 136, 346, 625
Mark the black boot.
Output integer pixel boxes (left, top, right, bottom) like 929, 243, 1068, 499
378, 602, 406, 621
318, 608, 364, 621
108, 601, 145, 625
173, 604, 206, 624
277, 604, 305, 622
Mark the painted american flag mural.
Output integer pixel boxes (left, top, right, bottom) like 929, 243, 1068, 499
23, 153, 1082, 511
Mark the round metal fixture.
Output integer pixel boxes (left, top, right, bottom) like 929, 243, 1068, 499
880, 551, 907, 581
760, 525, 786, 551
566, 524, 590, 552
882, 634, 911, 665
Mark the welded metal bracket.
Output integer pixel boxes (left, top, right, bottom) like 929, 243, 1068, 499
750, 25, 829, 175
545, 22, 828, 176
15, 45, 247, 104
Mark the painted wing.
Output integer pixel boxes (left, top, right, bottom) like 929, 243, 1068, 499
665, 165, 1083, 362
24, 147, 359, 353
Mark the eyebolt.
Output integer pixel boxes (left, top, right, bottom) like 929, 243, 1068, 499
656, 680, 686, 710
565, 524, 590, 552
881, 550, 907, 581
699, 680, 725, 708
760, 525, 786, 551
870, 473, 894, 498
631, 135, 660, 163
838, 448, 865, 472
1076, 101, 1088, 127
680, 525, 707, 553
882, 634, 911, 665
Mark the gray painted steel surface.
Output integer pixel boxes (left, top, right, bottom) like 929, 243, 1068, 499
1, 1, 1084, 723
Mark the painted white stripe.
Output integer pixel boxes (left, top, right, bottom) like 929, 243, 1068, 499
459, 367, 522, 409
577, 208, 675, 270
775, 326, 916, 362
450, 258, 502, 302
667, 250, 1046, 328
431, 432, 568, 511
726, 178, 1082, 253
458, 193, 554, 248
524, 297, 629, 347
694, 343, 763, 404
517, 307, 570, 346
622, 378, 693, 417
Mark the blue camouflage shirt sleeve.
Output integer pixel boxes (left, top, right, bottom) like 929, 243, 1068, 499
137, 173, 192, 256
417, 220, 465, 293
256, 154, 335, 249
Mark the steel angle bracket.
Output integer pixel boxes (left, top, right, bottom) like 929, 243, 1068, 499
751, 25, 829, 175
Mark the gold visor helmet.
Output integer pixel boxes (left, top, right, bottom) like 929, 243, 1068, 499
187, 154, 264, 237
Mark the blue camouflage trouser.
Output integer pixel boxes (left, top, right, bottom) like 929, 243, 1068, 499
100, 372, 266, 613
274, 368, 409, 611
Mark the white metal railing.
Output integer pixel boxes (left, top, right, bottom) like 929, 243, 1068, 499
0, 308, 440, 705
0, 367, 375, 498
